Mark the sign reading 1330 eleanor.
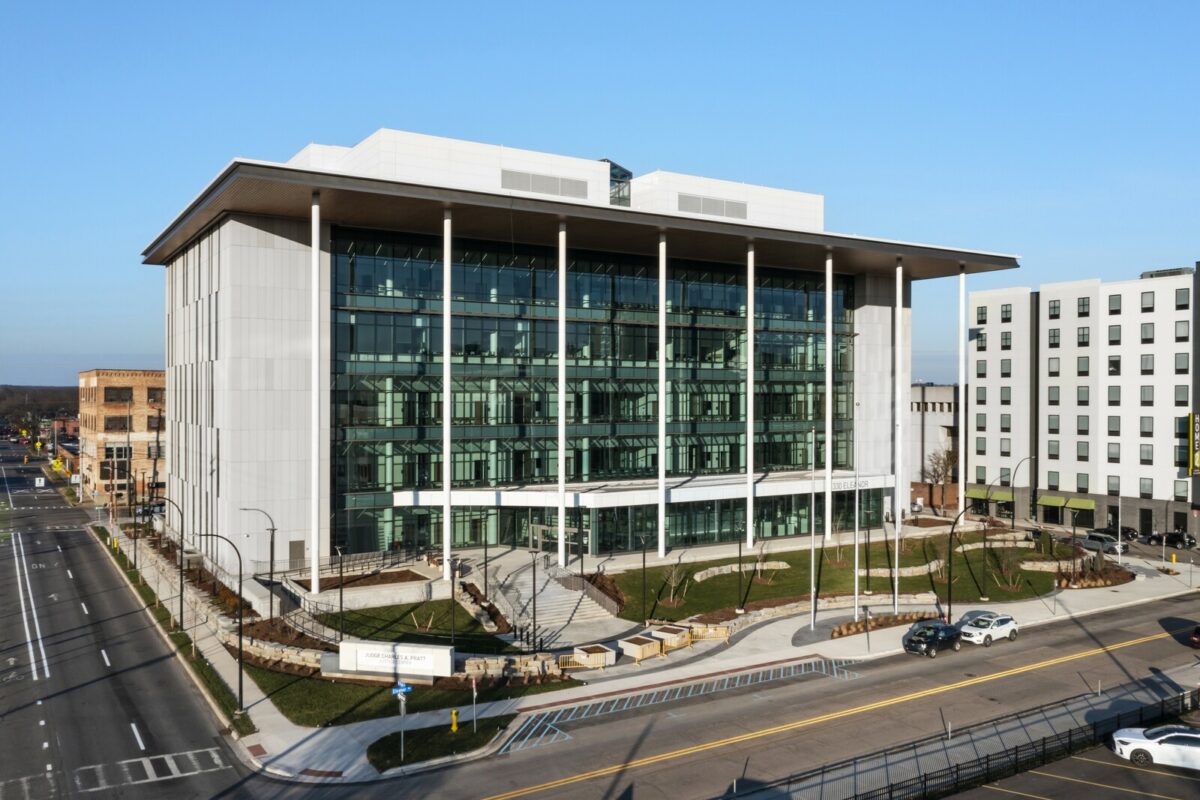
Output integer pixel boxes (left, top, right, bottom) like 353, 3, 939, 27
337, 639, 454, 679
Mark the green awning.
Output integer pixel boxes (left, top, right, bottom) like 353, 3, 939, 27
991, 489, 1014, 502
1036, 495, 1067, 507
1065, 498, 1096, 511
965, 487, 990, 500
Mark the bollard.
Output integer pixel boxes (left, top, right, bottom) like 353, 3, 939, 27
451, 708, 458, 734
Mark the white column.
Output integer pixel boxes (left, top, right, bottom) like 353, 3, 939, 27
442, 209, 453, 582
557, 223, 567, 568
893, 257, 904, 612
745, 241, 755, 548
957, 264, 966, 517
657, 232, 668, 558
309, 191, 321, 595
824, 248, 834, 541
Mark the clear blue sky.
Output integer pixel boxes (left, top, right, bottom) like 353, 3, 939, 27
1, 2, 1196, 385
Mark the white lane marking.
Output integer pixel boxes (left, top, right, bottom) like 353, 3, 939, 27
80, 602, 89, 615
11, 530, 38, 681
130, 723, 145, 752
57, 545, 61, 552
39, 720, 45, 726
101, 649, 111, 667
68, 569, 73, 579
16, 532, 50, 678
42, 741, 48, 749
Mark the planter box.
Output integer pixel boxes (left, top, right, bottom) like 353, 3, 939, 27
573, 643, 616, 668
618, 635, 661, 663
650, 625, 690, 649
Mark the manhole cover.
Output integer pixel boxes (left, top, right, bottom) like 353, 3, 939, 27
964, 673, 977, 678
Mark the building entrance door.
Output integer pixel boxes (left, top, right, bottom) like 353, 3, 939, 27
1139, 508, 1154, 537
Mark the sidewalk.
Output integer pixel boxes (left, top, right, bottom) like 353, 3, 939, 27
216, 549, 1196, 782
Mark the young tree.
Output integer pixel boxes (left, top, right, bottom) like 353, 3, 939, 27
925, 446, 957, 515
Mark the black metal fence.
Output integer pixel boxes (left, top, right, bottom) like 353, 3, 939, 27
728, 688, 1200, 799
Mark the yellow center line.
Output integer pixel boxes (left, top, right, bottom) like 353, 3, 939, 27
1027, 769, 1183, 799
483, 627, 1188, 800
1071, 754, 1200, 782
981, 785, 1055, 800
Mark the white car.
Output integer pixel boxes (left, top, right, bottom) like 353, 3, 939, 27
958, 612, 1018, 647
1112, 725, 1200, 769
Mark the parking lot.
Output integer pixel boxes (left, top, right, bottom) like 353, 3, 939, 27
959, 742, 1200, 799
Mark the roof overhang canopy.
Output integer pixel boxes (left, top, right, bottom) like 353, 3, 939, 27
143, 161, 1021, 278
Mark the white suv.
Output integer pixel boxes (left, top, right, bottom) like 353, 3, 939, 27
959, 612, 1018, 647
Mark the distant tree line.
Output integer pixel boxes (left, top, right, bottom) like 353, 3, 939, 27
0, 385, 78, 429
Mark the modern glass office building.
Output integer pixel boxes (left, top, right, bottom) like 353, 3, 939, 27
144, 130, 1018, 585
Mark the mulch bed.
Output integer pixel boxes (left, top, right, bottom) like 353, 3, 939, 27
912, 517, 952, 527
294, 569, 426, 592
586, 573, 625, 611
243, 618, 338, 652
462, 583, 512, 633
188, 565, 259, 619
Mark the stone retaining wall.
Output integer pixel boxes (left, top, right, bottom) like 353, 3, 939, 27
693, 561, 790, 583
462, 653, 562, 680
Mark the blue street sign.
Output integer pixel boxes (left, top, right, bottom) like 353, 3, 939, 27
391, 684, 413, 695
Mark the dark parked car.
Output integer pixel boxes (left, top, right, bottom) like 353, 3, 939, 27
1190, 627, 1200, 649
904, 622, 962, 658
1094, 525, 1139, 541
1147, 530, 1197, 549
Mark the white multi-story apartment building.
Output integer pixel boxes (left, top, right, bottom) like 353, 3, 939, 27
969, 268, 1200, 537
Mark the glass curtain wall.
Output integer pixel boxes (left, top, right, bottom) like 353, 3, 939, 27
332, 225, 859, 555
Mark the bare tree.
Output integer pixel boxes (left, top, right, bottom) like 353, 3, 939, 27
664, 562, 688, 606
925, 446, 957, 516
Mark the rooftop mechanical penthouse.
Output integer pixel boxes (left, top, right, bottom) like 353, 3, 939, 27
143, 129, 1019, 589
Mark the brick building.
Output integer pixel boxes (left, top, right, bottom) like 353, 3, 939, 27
78, 369, 167, 506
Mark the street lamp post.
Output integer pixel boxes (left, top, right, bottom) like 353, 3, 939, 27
636, 533, 648, 625
736, 535, 744, 615
157, 495, 186, 631
334, 546, 345, 641
199, 532, 245, 713
529, 549, 538, 651
1010, 456, 1036, 531
1071, 509, 1080, 584
853, 399, 861, 621
946, 504, 976, 624
239, 507, 277, 621
809, 426, 817, 631
982, 474, 1005, 602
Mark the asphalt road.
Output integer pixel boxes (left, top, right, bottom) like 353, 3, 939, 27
0, 442, 241, 798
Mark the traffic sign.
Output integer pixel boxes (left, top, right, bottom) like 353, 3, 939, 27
391, 683, 413, 695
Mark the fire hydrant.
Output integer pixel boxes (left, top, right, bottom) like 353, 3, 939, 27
451, 708, 458, 733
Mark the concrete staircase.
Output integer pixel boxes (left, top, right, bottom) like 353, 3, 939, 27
496, 561, 615, 644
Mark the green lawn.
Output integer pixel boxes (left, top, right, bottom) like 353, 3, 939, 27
615, 531, 1072, 622
318, 599, 515, 653
245, 665, 574, 727
367, 714, 516, 772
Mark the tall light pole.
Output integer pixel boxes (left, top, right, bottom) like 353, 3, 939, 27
240, 507, 277, 621
945, 504, 975, 624
529, 549, 538, 651
853, 398, 861, 621
199, 532, 245, 713
982, 473, 1005, 601
334, 545, 345, 641
636, 533, 648, 625
1010, 456, 1036, 531
157, 495, 185, 631
809, 426, 817, 631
